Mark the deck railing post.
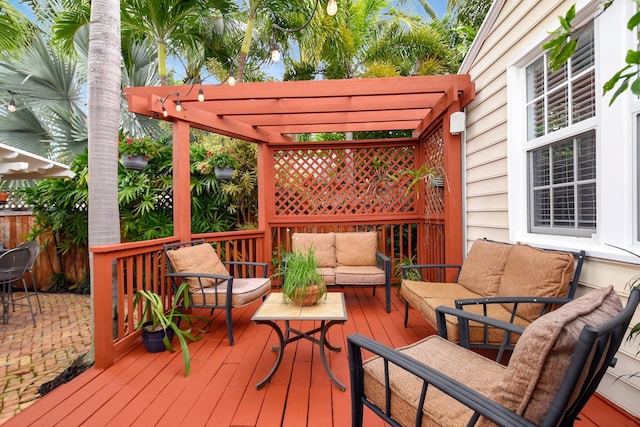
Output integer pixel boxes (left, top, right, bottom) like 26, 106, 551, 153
92, 250, 115, 368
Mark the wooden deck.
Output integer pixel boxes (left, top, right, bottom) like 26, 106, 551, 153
5, 287, 640, 426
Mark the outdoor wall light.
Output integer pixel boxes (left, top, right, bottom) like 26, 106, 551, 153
327, 0, 338, 16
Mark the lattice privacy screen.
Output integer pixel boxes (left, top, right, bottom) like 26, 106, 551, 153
273, 145, 419, 216
423, 127, 445, 217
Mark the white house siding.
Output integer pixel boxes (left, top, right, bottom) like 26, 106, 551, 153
460, 0, 640, 416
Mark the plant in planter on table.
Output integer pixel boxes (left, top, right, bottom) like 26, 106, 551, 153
118, 134, 161, 170
133, 282, 209, 376
196, 149, 238, 179
275, 248, 327, 306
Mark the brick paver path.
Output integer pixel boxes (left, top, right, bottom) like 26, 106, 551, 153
0, 293, 91, 425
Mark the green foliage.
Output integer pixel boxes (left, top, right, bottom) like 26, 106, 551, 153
18, 133, 258, 289
545, 1, 639, 105
118, 134, 162, 159
134, 282, 210, 376
275, 248, 327, 304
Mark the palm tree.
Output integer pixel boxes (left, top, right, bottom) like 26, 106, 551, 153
0, 0, 34, 54
121, 0, 237, 85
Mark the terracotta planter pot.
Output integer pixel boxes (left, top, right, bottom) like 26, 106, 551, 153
292, 284, 321, 307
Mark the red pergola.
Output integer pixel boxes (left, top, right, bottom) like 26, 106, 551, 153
124, 75, 475, 265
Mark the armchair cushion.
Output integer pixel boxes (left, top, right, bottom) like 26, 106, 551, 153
335, 231, 377, 266
190, 277, 272, 307
291, 232, 336, 268
335, 265, 386, 285
497, 244, 575, 322
166, 243, 230, 292
363, 335, 506, 426
457, 239, 511, 296
488, 285, 622, 425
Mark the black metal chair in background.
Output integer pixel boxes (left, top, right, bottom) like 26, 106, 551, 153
0, 247, 37, 326
17, 241, 43, 313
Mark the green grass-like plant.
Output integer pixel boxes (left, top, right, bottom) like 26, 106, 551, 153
276, 248, 327, 304
134, 282, 209, 376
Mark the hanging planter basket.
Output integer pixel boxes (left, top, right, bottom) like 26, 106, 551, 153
121, 154, 149, 170
214, 167, 234, 179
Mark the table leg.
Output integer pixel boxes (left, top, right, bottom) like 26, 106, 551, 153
255, 320, 285, 390
319, 320, 346, 391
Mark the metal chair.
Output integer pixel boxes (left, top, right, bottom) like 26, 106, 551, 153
0, 247, 37, 326
348, 286, 640, 427
17, 241, 43, 313
163, 240, 271, 345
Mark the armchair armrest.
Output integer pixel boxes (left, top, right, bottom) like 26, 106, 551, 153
455, 296, 572, 322
164, 272, 234, 307
223, 261, 269, 278
401, 264, 462, 282
347, 334, 537, 427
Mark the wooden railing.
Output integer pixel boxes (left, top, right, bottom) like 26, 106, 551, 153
91, 230, 266, 369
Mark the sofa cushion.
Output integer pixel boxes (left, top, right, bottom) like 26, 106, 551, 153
421, 296, 530, 344
457, 239, 512, 297
335, 231, 378, 266
488, 286, 622, 426
335, 265, 386, 285
318, 267, 336, 285
363, 335, 506, 426
190, 277, 271, 307
498, 243, 575, 322
401, 280, 479, 318
166, 243, 230, 292
291, 232, 336, 268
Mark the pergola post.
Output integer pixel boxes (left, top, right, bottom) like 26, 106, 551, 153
172, 120, 191, 242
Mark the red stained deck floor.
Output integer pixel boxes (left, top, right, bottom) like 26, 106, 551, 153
5, 288, 640, 426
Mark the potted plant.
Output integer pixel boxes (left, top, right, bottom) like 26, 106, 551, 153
118, 134, 161, 170
275, 248, 327, 306
195, 149, 238, 179
133, 282, 209, 376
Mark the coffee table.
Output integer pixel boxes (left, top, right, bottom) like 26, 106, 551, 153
251, 292, 347, 391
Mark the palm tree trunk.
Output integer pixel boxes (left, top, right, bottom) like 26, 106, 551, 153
158, 40, 168, 85
236, 0, 262, 82
87, 0, 122, 362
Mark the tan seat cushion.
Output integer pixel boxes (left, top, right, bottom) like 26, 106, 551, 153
457, 239, 512, 297
335, 265, 386, 285
335, 231, 377, 266
190, 277, 271, 307
497, 244, 575, 322
363, 335, 506, 427
291, 232, 336, 268
487, 286, 622, 426
420, 297, 530, 344
401, 280, 480, 316
166, 243, 230, 292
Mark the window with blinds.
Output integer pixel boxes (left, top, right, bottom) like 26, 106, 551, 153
526, 23, 595, 139
529, 130, 596, 236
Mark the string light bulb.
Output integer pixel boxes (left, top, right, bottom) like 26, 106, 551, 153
197, 88, 205, 102
7, 97, 16, 113
162, 104, 168, 117
227, 75, 236, 87
326, 0, 338, 16
270, 41, 281, 63
175, 99, 182, 112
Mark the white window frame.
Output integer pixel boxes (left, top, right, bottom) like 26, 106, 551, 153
507, 0, 639, 261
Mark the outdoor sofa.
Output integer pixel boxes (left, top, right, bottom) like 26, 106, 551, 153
291, 231, 392, 312
400, 238, 585, 357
